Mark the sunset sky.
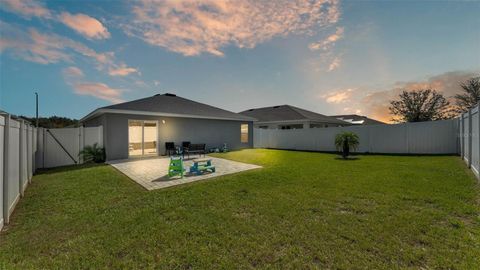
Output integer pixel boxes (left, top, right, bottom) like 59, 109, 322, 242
1, 0, 479, 122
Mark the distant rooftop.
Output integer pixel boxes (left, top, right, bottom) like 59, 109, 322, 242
331, 114, 385, 125
239, 105, 349, 125
81, 93, 256, 122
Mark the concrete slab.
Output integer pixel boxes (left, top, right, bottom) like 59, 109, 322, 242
108, 156, 261, 190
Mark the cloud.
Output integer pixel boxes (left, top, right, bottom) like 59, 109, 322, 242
109, 64, 139, 76
0, 21, 111, 65
1, 0, 52, 19
62, 66, 84, 77
62, 66, 124, 103
73, 82, 124, 103
309, 26, 344, 51
322, 71, 479, 123
328, 56, 341, 71
1, 1, 110, 40
125, 0, 340, 56
1, 21, 137, 77
58, 12, 110, 39
321, 88, 355, 103
307, 26, 344, 72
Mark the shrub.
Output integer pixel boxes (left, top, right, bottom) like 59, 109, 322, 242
335, 132, 359, 159
79, 143, 105, 163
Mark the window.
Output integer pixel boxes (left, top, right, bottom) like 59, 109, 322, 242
241, 124, 249, 143
279, 124, 303, 130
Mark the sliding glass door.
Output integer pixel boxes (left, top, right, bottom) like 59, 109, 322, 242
128, 120, 158, 157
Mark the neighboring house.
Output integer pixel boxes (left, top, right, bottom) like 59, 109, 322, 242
331, 114, 385, 125
81, 93, 256, 161
239, 105, 349, 129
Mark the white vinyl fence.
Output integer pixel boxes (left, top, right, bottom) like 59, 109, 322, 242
459, 104, 480, 179
1, 114, 37, 230
254, 119, 459, 154
36, 126, 103, 169
1, 112, 103, 230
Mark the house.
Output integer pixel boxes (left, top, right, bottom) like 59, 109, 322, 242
81, 93, 256, 161
239, 105, 349, 129
331, 114, 385, 125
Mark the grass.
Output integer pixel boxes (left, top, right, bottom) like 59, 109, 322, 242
0, 149, 479, 269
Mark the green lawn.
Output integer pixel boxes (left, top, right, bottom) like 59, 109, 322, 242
1, 149, 479, 269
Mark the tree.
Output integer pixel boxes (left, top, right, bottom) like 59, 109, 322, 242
19, 115, 79, 128
389, 89, 452, 122
335, 132, 359, 159
454, 77, 480, 113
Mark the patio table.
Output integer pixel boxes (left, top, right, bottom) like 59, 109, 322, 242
190, 158, 216, 175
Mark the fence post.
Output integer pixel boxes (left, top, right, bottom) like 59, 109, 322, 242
43, 128, 46, 168
79, 126, 84, 164
2, 114, 10, 224
460, 115, 464, 158
477, 104, 480, 178
468, 108, 473, 168
19, 120, 25, 197
405, 123, 410, 154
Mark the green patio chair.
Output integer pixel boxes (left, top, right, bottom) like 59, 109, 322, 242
168, 156, 185, 178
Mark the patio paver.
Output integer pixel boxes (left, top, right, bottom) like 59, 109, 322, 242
108, 155, 262, 190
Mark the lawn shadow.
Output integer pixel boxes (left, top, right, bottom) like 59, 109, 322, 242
35, 163, 107, 175
334, 156, 360, 161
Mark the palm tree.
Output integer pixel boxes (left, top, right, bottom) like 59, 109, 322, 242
454, 77, 480, 113
335, 132, 359, 159
79, 143, 105, 163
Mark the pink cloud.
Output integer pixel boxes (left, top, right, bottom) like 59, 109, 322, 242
62, 66, 84, 77
1, 0, 52, 19
0, 21, 123, 72
58, 12, 110, 40
328, 56, 341, 71
309, 26, 344, 51
73, 82, 124, 103
1, 1, 110, 40
108, 64, 139, 76
321, 88, 355, 104
125, 0, 340, 56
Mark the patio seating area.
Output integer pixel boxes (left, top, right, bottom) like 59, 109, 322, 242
108, 155, 262, 190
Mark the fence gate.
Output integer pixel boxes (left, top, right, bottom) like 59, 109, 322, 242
36, 126, 103, 169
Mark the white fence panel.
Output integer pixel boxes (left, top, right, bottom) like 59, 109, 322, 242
459, 105, 480, 179
44, 128, 81, 168
36, 128, 44, 170
7, 119, 21, 220
470, 107, 479, 176
407, 120, 458, 154
20, 122, 28, 193
37, 126, 103, 168
27, 126, 33, 182
368, 124, 407, 153
463, 114, 470, 165
0, 115, 4, 230
254, 119, 458, 154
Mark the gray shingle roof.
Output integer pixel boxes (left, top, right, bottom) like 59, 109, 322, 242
331, 114, 385, 125
82, 93, 255, 122
239, 105, 349, 125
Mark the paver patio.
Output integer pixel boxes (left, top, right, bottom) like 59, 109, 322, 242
108, 155, 262, 190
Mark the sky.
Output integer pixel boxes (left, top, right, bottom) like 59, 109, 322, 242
0, 0, 479, 123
